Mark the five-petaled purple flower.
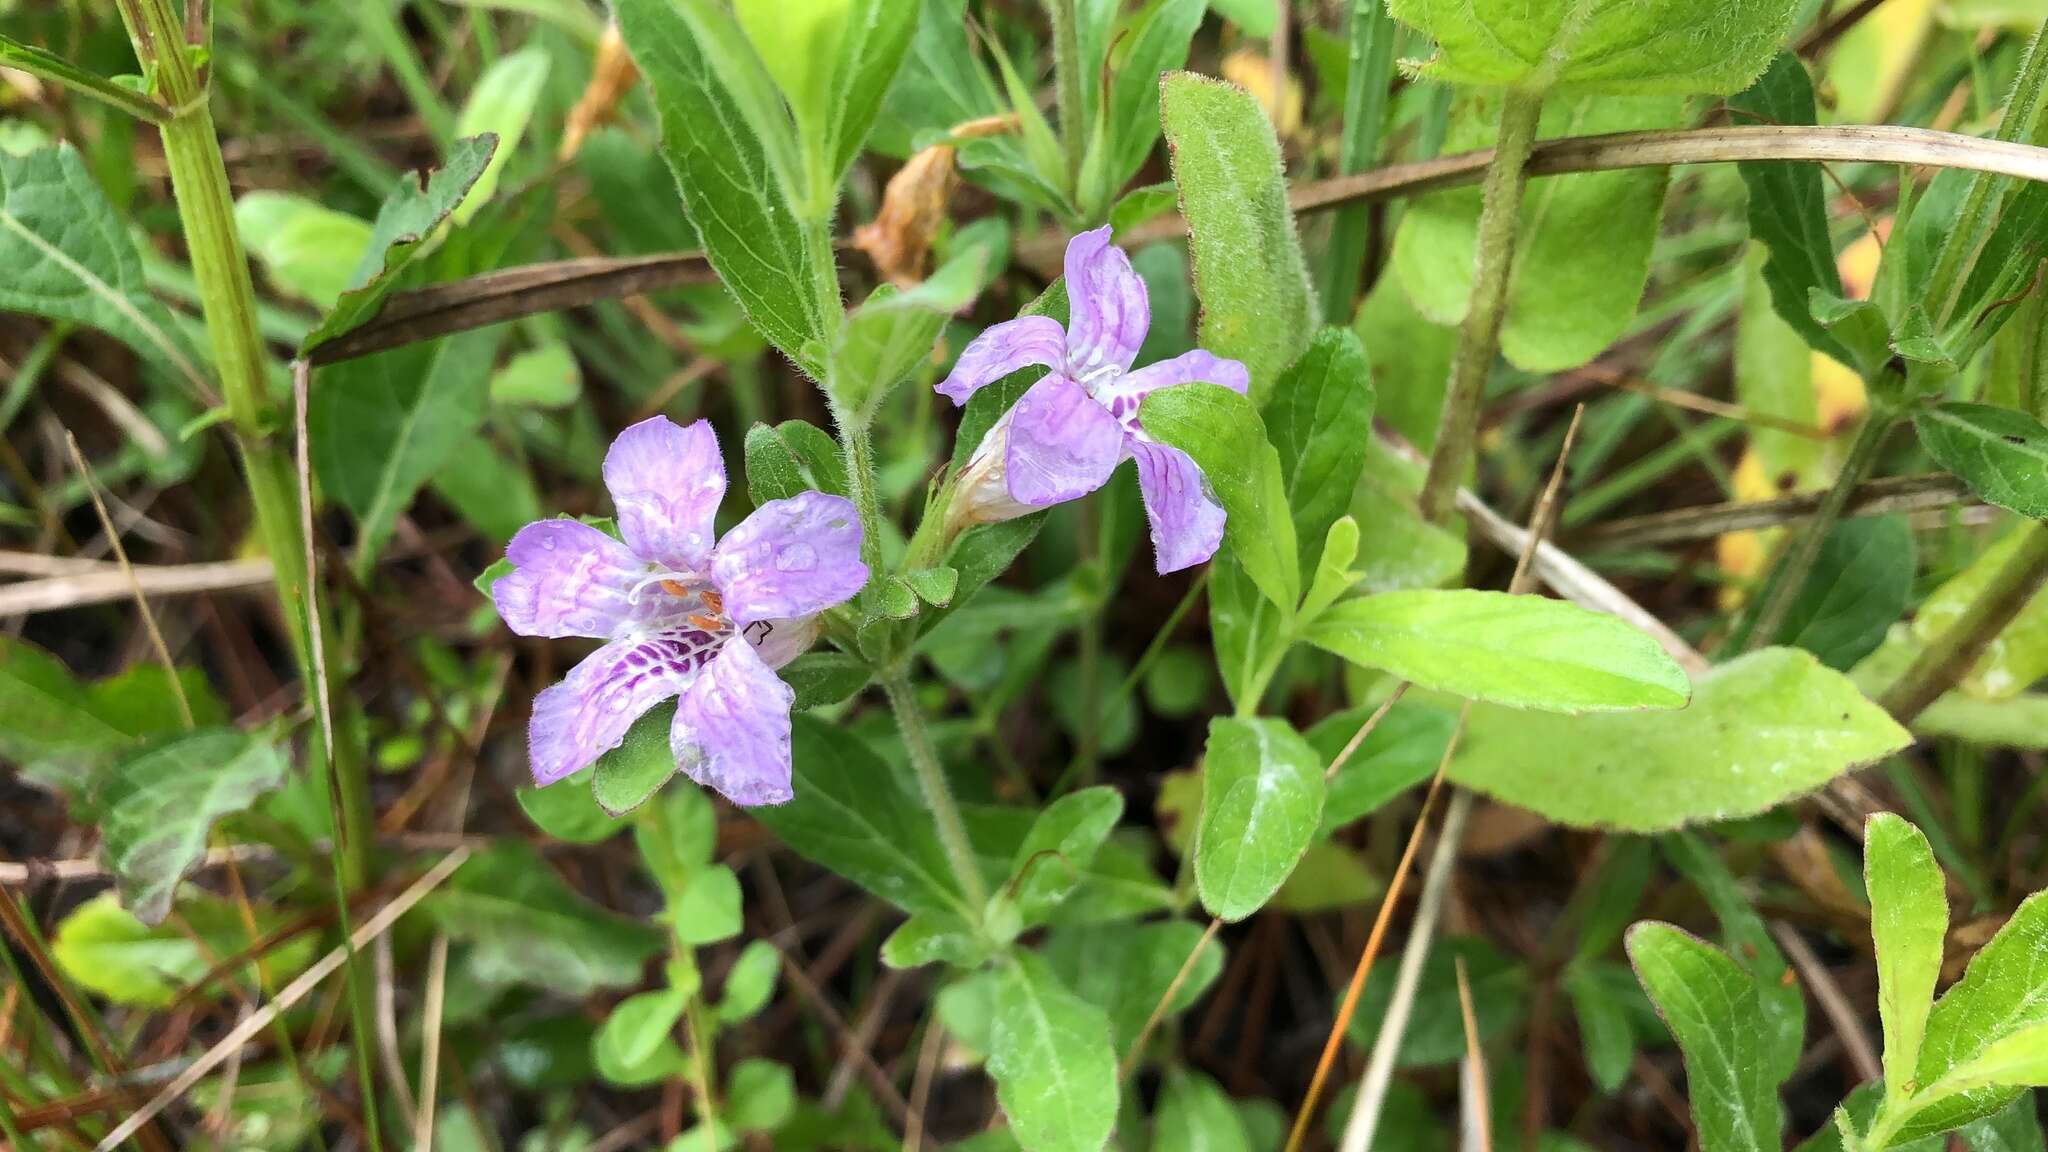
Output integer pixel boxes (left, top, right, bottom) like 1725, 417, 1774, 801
937, 225, 1249, 573
491, 417, 867, 806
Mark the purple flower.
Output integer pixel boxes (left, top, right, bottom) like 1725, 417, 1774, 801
491, 417, 867, 806
936, 226, 1249, 573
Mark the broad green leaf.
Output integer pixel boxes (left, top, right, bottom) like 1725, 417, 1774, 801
1958, 1092, 2046, 1152
1659, 831, 1806, 1062
872, 0, 1000, 157
1914, 403, 2048, 519
1154, 1068, 1253, 1152
0, 145, 205, 392
743, 419, 851, 504
1565, 961, 1643, 1094
736, 0, 851, 157
517, 769, 631, 844
1390, 0, 1801, 95
1392, 92, 1680, 373
1353, 270, 1456, 451
1207, 554, 1291, 709
1196, 716, 1325, 922
1304, 590, 1691, 712
822, 0, 921, 182
53, 892, 317, 1008
829, 240, 992, 418
1809, 290, 1895, 379
424, 841, 664, 996
1729, 55, 1852, 366
727, 1058, 797, 1133
987, 951, 1119, 1152
672, 865, 743, 945
1450, 647, 1911, 831
1270, 840, 1382, 914
1104, 0, 1208, 192
452, 47, 550, 222
1042, 919, 1226, 1061
1047, 829, 1178, 927
1627, 923, 1791, 1152
311, 327, 505, 573
1263, 327, 1376, 574
1893, 892, 2048, 1139
1307, 700, 1456, 833
301, 135, 496, 354
1140, 382, 1300, 610
751, 716, 972, 920
430, 438, 545, 545
234, 192, 374, 309
882, 908, 989, 969
717, 940, 781, 1023
0, 638, 216, 788
780, 650, 872, 709
633, 780, 718, 905
1934, 1023, 2048, 1096
489, 341, 582, 408
1160, 71, 1316, 401
1003, 786, 1123, 928
1348, 438, 1468, 592
1909, 525, 2048, 699
1773, 516, 1915, 671
617, 0, 836, 375
1344, 936, 1527, 1067
99, 729, 289, 925
1869, 814, 1949, 1099
593, 987, 688, 1073
592, 703, 680, 817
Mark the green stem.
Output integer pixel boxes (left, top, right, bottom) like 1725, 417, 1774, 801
1739, 403, 1900, 653
883, 670, 991, 915
1417, 89, 1545, 525
1881, 521, 2048, 723
1046, 0, 1087, 195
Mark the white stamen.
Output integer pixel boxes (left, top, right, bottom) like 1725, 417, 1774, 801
625, 569, 699, 604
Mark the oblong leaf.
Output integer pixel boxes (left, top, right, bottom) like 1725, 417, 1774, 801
1140, 382, 1299, 611
1868, 813, 1949, 1097
1627, 923, 1791, 1152
1196, 717, 1325, 922
99, 729, 289, 925
1914, 403, 2048, 520
988, 951, 1119, 1152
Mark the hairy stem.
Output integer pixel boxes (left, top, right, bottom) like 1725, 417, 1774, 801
883, 671, 991, 915
1419, 89, 1544, 524
1046, 0, 1087, 194
1881, 522, 2048, 724
1739, 404, 1900, 653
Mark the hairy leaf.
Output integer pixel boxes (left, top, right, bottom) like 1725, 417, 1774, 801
1196, 716, 1325, 921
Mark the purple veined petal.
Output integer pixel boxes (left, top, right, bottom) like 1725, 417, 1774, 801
1131, 440, 1226, 575
671, 638, 797, 807
603, 415, 726, 570
494, 518, 671, 639
1062, 225, 1149, 376
1003, 373, 1127, 507
710, 491, 868, 626
1100, 349, 1252, 425
934, 315, 1069, 405
526, 628, 721, 786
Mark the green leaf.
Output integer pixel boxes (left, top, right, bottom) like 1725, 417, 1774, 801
592, 703, 681, 817
1159, 71, 1316, 401
1894, 892, 2048, 1140
1392, 92, 1680, 373
517, 770, 632, 844
1390, 0, 1801, 95
1154, 1068, 1253, 1152
1450, 647, 1912, 831
431, 438, 545, 545
717, 940, 781, 1023
99, 729, 288, 925
52, 891, 317, 1009
987, 951, 1119, 1152
0, 145, 205, 392
234, 192, 374, 310
452, 47, 550, 223
1354, 270, 1456, 451
1345, 936, 1528, 1067
1914, 403, 2048, 520
311, 327, 505, 573
301, 135, 496, 354
1104, 0, 1207, 192
673, 865, 743, 945
1300, 516, 1362, 624
1627, 923, 1791, 1152
1907, 525, 2048, 699
829, 241, 991, 418
593, 987, 688, 1074
1003, 786, 1124, 928
0, 638, 208, 782
633, 781, 718, 905
424, 841, 664, 996
1810, 289, 1895, 379
1958, 1093, 2047, 1152
727, 1058, 797, 1133
750, 716, 971, 919
617, 0, 836, 375
743, 419, 851, 504
490, 341, 582, 408
1308, 700, 1456, 833
881, 908, 988, 969
1196, 716, 1325, 922
1869, 814, 1949, 1101
1041, 920, 1226, 1062
822, 0, 921, 183
1304, 590, 1691, 712
1263, 328, 1376, 574
1565, 961, 1642, 1094
781, 651, 872, 709
1774, 516, 1915, 671
1208, 554, 1291, 710
1140, 382, 1300, 611
1729, 54, 1853, 366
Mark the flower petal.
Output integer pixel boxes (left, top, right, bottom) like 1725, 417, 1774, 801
935, 315, 1069, 405
1004, 372, 1127, 507
711, 491, 868, 625
1063, 225, 1149, 375
1131, 440, 1226, 574
494, 518, 677, 639
1100, 349, 1251, 424
526, 630, 720, 786
603, 415, 726, 570
672, 639, 796, 806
